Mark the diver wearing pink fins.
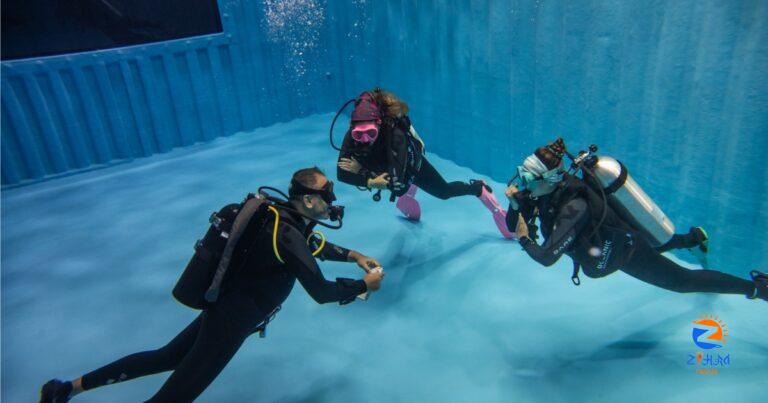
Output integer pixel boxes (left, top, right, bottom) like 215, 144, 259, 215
331, 88, 514, 238
329, 87, 767, 300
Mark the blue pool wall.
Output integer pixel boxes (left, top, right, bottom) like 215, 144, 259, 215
0, 0, 354, 186
355, 0, 768, 275
2, 0, 767, 272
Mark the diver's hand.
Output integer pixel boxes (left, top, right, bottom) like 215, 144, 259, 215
506, 184, 520, 209
348, 251, 381, 271
359, 257, 382, 272
338, 157, 362, 174
515, 213, 530, 239
363, 269, 384, 292
367, 173, 390, 189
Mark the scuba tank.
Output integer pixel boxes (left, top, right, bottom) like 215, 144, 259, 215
172, 193, 267, 309
569, 145, 675, 247
172, 188, 345, 310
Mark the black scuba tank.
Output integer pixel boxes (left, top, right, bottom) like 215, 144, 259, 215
172, 194, 265, 309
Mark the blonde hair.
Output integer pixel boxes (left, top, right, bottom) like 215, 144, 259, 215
372, 89, 409, 118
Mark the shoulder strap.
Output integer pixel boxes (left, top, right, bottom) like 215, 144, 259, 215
408, 124, 426, 154
204, 195, 268, 302
385, 125, 399, 202
560, 177, 608, 243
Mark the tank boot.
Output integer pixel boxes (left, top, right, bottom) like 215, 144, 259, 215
748, 270, 768, 302
396, 184, 421, 221
471, 180, 514, 239
39, 379, 73, 403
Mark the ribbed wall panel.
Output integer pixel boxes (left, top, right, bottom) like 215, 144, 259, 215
2, 1, 766, 273
1, 0, 344, 187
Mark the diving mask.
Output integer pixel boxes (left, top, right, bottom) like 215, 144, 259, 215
289, 179, 345, 222
351, 122, 379, 144
515, 166, 564, 191
289, 179, 335, 203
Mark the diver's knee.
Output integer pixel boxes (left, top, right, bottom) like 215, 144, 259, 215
153, 345, 186, 370
647, 272, 692, 293
424, 189, 449, 200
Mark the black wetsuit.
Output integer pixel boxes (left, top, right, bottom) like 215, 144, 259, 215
506, 176, 754, 296
80, 209, 365, 402
337, 116, 482, 200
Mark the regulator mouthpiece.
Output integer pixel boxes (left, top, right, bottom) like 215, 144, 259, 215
329, 205, 345, 222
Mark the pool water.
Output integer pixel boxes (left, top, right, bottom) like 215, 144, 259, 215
2, 114, 766, 402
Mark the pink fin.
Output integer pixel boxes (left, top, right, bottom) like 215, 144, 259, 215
396, 185, 421, 221
478, 185, 515, 239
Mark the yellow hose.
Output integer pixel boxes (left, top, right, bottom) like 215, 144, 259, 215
268, 206, 285, 264
269, 205, 326, 263
308, 230, 326, 256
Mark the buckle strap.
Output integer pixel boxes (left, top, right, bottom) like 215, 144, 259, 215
571, 260, 581, 286
253, 305, 282, 338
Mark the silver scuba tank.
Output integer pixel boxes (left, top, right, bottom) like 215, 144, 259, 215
590, 156, 675, 247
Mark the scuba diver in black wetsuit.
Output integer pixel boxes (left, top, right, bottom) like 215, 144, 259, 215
504, 139, 768, 302
331, 88, 514, 238
39, 167, 386, 403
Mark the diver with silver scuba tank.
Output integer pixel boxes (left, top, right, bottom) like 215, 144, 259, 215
331, 88, 514, 238
504, 138, 768, 302
39, 167, 385, 403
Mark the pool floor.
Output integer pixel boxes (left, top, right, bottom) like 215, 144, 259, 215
2, 114, 766, 402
